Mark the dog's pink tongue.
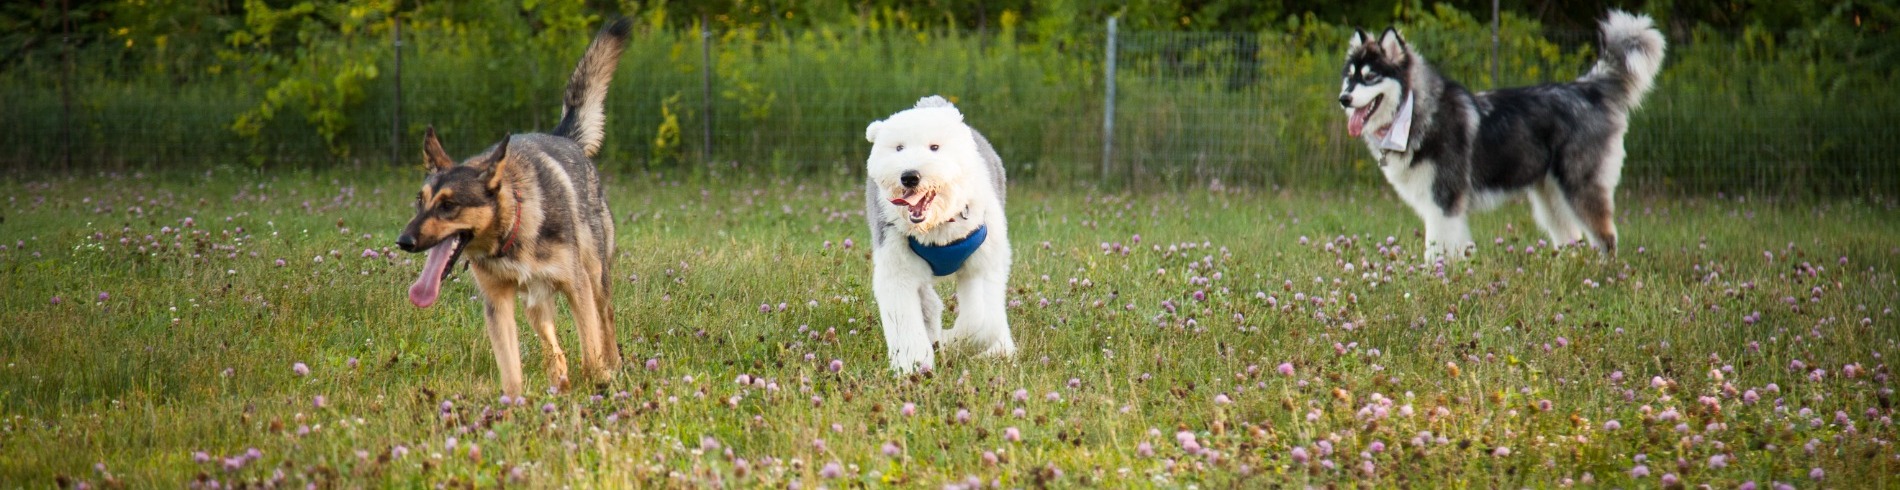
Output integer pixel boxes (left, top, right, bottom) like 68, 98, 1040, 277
889, 190, 918, 207
1348, 106, 1371, 137
408, 236, 459, 308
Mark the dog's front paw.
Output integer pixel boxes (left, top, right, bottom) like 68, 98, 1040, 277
887, 348, 935, 375
976, 341, 1017, 359
1422, 242, 1472, 263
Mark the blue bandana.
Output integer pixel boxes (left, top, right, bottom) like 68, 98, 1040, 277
907, 225, 988, 276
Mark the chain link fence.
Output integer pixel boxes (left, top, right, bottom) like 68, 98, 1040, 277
3, 19, 1893, 194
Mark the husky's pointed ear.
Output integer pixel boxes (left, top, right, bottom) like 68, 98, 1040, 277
1379, 27, 1407, 60
864, 120, 884, 143
423, 126, 455, 173
1349, 28, 1370, 49
479, 134, 512, 191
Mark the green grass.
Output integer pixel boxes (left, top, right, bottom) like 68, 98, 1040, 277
1, 169, 1896, 487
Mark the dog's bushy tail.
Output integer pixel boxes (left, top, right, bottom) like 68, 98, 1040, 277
552, 18, 633, 158
1580, 10, 1666, 111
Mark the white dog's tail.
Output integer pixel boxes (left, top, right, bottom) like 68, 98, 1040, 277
551, 18, 632, 158
1581, 10, 1667, 111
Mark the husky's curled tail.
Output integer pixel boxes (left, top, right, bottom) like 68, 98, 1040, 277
1580, 10, 1666, 112
552, 19, 634, 158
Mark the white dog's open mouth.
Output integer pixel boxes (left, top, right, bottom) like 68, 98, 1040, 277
889, 190, 937, 224
1347, 93, 1385, 138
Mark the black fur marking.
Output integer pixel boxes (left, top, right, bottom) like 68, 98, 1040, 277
1341, 11, 1663, 254
538, 218, 571, 244
529, 148, 577, 246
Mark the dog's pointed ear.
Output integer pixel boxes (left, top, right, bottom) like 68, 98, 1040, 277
423, 126, 455, 173
1350, 28, 1369, 49
479, 134, 512, 191
864, 120, 884, 144
1379, 27, 1407, 60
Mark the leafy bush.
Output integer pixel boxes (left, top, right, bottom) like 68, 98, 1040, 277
0, 2, 1892, 193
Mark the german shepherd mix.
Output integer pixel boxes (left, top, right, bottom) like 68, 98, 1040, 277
397, 19, 631, 396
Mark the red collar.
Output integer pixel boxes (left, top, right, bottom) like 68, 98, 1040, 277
497, 186, 524, 256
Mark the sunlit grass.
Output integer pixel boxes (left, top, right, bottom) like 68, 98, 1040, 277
1, 169, 1896, 487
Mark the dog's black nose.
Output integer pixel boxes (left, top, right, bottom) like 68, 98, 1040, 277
900, 171, 921, 189
1338, 94, 1354, 108
396, 235, 417, 252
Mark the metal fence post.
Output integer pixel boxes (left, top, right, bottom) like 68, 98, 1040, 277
1490, 0, 1500, 89
60, 0, 73, 168
1102, 17, 1117, 185
700, 17, 715, 165
391, 16, 403, 167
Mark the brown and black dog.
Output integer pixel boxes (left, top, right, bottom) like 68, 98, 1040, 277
397, 19, 630, 396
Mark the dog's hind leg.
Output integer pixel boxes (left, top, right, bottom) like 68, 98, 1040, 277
1570, 185, 1619, 256
1528, 179, 1586, 247
592, 259, 621, 371
874, 252, 935, 373
562, 279, 615, 383
949, 270, 1016, 359
920, 283, 944, 347
524, 287, 571, 393
476, 275, 526, 397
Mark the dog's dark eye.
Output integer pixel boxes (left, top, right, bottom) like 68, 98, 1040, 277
895, 144, 905, 152
929, 144, 940, 152
438, 201, 457, 214
1363, 72, 1382, 83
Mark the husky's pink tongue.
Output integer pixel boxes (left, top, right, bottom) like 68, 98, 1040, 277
1348, 106, 1371, 138
408, 236, 460, 308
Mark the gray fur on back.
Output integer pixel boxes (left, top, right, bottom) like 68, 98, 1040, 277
496, 133, 614, 260
865, 179, 887, 247
865, 125, 1005, 249
972, 128, 1007, 207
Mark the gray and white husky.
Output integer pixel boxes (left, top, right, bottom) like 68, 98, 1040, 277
1338, 10, 1665, 261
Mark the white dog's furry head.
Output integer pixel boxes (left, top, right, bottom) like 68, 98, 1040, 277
1339, 28, 1410, 140
865, 96, 990, 234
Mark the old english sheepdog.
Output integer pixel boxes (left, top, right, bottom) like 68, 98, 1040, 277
863, 96, 1015, 373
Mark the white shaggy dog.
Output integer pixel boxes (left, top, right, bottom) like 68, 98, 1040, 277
863, 96, 1015, 373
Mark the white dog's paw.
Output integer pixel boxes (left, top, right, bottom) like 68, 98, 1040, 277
946, 324, 1015, 359
1422, 241, 1473, 263
887, 348, 935, 375
975, 341, 1017, 359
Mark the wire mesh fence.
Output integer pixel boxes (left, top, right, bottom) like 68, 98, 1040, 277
3, 19, 1893, 195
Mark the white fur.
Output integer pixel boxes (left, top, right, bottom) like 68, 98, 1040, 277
1343, 13, 1658, 261
1379, 161, 1473, 263
864, 98, 1015, 373
1594, 10, 1667, 108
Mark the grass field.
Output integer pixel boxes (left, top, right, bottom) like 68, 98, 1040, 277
2, 168, 1896, 488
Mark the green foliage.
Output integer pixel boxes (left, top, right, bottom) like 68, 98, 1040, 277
715, 30, 779, 124
1, 1, 1895, 193
651, 92, 685, 167
223, 0, 395, 162
1398, 4, 1591, 88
